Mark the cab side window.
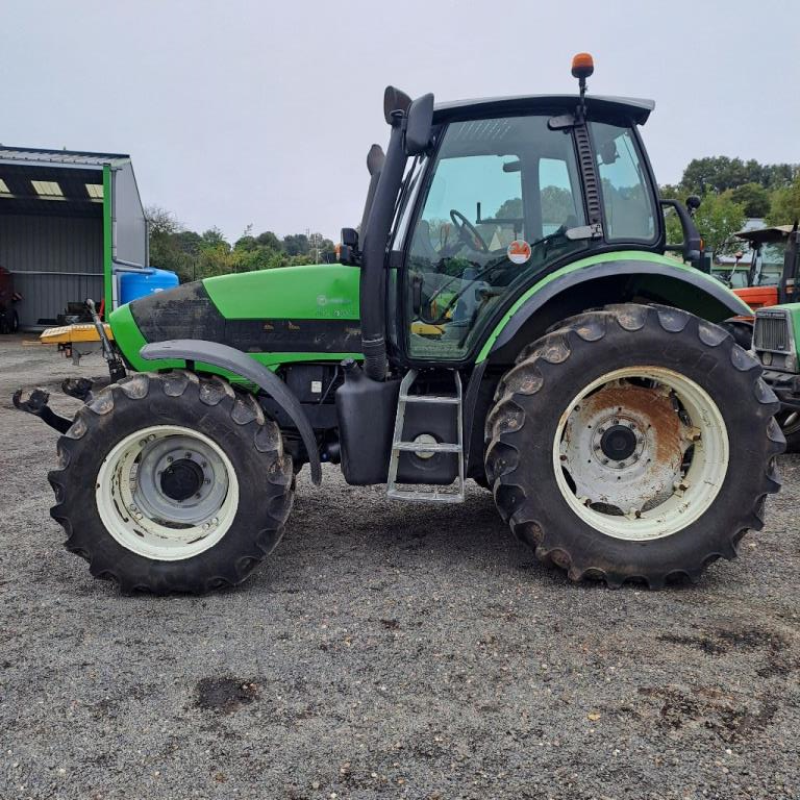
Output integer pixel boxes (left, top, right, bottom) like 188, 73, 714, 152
539, 157, 583, 235
592, 123, 657, 242
409, 154, 523, 264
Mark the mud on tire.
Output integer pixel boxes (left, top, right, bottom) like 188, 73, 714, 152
48, 371, 295, 595
485, 304, 784, 588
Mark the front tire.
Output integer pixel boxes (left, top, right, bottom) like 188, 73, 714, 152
49, 371, 295, 594
485, 304, 784, 588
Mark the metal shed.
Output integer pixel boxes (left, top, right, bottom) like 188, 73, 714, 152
0, 146, 148, 328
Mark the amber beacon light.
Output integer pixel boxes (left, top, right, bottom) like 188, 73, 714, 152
571, 52, 595, 79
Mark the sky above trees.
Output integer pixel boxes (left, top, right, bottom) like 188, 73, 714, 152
2, 0, 798, 242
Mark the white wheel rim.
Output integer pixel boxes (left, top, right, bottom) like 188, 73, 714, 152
552, 367, 729, 541
96, 425, 240, 561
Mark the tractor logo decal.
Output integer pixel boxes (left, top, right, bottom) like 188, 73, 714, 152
507, 240, 532, 265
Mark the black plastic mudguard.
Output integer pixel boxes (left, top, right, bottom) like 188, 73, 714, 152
140, 339, 322, 485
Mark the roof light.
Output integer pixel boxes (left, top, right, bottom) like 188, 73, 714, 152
571, 52, 595, 79
31, 180, 64, 198
0, 178, 10, 197
85, 183, 104, 201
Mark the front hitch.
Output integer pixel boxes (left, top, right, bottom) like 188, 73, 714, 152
12, 388, 73, 433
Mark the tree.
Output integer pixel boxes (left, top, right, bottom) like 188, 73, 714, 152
146, 205, 198, 283
694, 191, 747, 257
256, 230, 282, 251
492, 198, 523, 219
200, 228, 230, 252
730, 182, 771, 218
681, 156, 799, 197
682, 157, 750, 195
282, 233, 310, 257
766, 175, 800, 226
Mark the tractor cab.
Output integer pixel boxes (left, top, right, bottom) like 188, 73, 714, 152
729, 225, 798, 311
346, 61, 702, 374
394, 102, 661, 362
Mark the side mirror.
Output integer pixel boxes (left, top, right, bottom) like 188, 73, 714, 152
341, 227, 358, 248
404, 93, 434, 156
686, 195, 701, 217
383, 86, 412, 125
338, 228, 359, 265
661, 198, 702, 265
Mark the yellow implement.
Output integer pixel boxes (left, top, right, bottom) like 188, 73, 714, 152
40, 323, 113, 345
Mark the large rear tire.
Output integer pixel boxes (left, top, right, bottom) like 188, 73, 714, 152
485, 304, 784, 588
49, 371, 295, 594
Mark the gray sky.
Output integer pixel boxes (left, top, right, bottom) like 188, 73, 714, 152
3, 0, 797, 242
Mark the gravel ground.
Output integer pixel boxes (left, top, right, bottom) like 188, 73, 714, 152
0, 334, 798, 800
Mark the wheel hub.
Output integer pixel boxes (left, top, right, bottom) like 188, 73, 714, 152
96, 425, 240, 561
160, 458, 205, 502
596, 420, 642, 466
560, 382, 688, 516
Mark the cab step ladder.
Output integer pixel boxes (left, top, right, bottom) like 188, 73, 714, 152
386, 369, 465, 503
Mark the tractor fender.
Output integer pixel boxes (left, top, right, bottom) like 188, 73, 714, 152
140, 339, 322, 485
481, 258, 753, 364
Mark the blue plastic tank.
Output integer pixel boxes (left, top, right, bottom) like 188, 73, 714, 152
119, 268, 179, 305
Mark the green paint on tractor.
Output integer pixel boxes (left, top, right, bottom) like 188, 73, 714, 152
476, 250, 751, 362
205, 263, 360, 320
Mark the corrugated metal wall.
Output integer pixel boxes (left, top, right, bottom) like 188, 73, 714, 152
0, 214, 103, 326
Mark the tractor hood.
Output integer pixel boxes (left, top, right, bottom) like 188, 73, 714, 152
109, 264, 363, 373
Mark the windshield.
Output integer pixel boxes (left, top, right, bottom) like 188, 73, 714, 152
403, 114, 590, 360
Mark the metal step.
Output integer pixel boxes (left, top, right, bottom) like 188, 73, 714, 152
386, 369, 465, 504
387, 487, 464, 503
400, 394, 460, 405
393, 442, 461, 453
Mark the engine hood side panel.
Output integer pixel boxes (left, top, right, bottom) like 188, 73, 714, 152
109, 264, 364, 373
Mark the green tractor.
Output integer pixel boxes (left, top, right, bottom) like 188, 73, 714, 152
751, 222, 800, 449
16, 55, 783, 593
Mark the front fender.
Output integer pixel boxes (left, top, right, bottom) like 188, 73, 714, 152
478, 254, 752, 364
140, 339, 322, 485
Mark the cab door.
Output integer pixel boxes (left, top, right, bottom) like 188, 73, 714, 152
400, 114, 589, 362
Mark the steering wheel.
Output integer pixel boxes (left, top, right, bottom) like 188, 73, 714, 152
449, 209, 489, 254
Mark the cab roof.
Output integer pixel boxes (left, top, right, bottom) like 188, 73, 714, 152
734, 225, 795, 244
433, 94, 655, 125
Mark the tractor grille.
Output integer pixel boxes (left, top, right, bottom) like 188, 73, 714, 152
754, 313, 791, 352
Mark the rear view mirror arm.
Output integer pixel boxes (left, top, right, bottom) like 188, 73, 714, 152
661, 199, 702, 265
